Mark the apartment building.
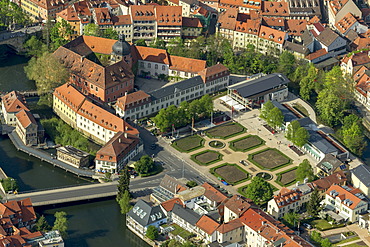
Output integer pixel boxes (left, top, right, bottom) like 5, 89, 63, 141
15, 109, 42, 146
21, 0, 78, 21
1, 91, 30, 126
130, 5, 156, 42
56, 145, 90, 168
155, 6, 183, 40
326, 0, 361, 27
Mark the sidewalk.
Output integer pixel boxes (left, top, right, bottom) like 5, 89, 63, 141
319, 224, 370, 246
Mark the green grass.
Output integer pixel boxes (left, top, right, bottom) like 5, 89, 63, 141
311, 219, 345, 231
275, 167, 297, 187
171, 135, 205, 153
205, 122, 246, 139
170, 224, 194, 240
248, 148, 292, 171
334, 237, 360, 246
190, 150, 223, 166
292, 103, 309, 118
210, 163, 250, 185
140, 163, 164, 177
229, 135, 265, 152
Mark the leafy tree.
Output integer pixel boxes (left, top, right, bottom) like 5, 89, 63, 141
83, 23, 101, 37
35, 215, 51, 232
296, 159, 314, 182
321, 238, 332, 247
23, 36, 48, 58
260, 101, 274, 120
101, 28, 119, 40
150, 38, 166, 49
146, 225, 159, 240
244, 176, 273, 205
135, 39, 147, 47
50, 19, 73, 49
267, 107, 284, 129
310, 230, 322, 243
340, 114, 367, 156
283, 212, 299, 228
24, 52, 69, 94
277, 51, 296, 77
53, 211, 68, 238
307, 189, 322, 217
117, 166, 130, 200
135, 155, 154, 175
285, 120, 300, 142
0, 0, 30, 30
316, 89, 347, 127
186, 181, 197, 188
118, 190, 131, 214
1, 177, 18, 192
294, 127, 309, 147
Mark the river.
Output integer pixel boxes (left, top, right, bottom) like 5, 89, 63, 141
0, 45, 148, 247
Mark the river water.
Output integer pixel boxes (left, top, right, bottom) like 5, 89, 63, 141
0, 45, 147, 247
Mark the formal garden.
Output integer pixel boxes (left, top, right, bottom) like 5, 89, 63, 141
210, 163, 249, 185
248, 148, 292, 171
275, 168, 297, 186
172, 135, 205, 153
205, 122, 246, 139
191, 150, 223, 166
229, 135, 265, 152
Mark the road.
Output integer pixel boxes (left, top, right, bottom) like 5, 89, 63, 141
0, 25, 42, 41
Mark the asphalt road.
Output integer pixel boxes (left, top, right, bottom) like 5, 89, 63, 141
0, 25, 42, 41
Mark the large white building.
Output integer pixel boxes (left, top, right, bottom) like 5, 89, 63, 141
1, 91, 30, 126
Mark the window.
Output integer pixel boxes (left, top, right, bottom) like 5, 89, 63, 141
162, 65, 165, 71
155, 64, 158, 69
148, 63, 151, 68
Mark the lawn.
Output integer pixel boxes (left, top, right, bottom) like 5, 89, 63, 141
311, 219, 345, 231
210, 163, 249, 185
276, 168, 297, 186
205, 122, 245, 139
334, 237, 360, 246
169, 224, 193, 240
292, 103, 309, 118
249, 148, 292, 171
191, 150, 223, 166
229, 135, 265, 152
172, 135, 205, 153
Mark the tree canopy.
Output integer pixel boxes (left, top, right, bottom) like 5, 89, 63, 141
0, 0, 30, 30
52, 211, 68, 238
285, 120, 309, 147
296, 159, 315, 182
340, 114, 367, 156
244, 176, 273, 205
24, 52, 69, 94
135, 155, 155, 175
283, 212, 299, 229
118, 190, 131, 214
260, 101, 284, 129
117, 166, 130, 200
23, 36, 48, 58
83, 23, 101, 37
34, 215, 51, 232
307, 189, 322, 217
146, 225, 159, 240
101, 28, 119, 40
50, 19, 73, 50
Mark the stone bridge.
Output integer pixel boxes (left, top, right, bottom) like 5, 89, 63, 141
0, 35, 28, 52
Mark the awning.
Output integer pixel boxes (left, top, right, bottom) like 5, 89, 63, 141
327, 211, 345, 222
219, 95, 246, 111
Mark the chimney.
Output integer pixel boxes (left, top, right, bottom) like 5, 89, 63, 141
81, 55, 85, 62
125, 91, 128, 96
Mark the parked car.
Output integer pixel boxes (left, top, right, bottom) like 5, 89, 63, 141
239, 160, 248, 166
221, 180, 229, 186
302, 223, 312, 229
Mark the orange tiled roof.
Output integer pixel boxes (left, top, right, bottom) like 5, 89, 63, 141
15, 110, 36, 129
273, 187, 304, 208
262, 17, 285, 28
309, 15, 321, 24
95, 8, 113, 25
285, 19, 307, 36
217, 218, 243, 233
353, 65, 369, 82
130, 5, 155, 21
96, 131, 140, 162
201, 182, 227, 204
113, 15, 132, 25
115, 91, 151, 111
258, 25, 286, 44
133, 46, 170, 64
73, 0, 92, 17
326, 184, 365, 210
335, 12, 358, 34
182, 17, 203, 28
56, 6, 79, 21
53, 83, 86, 112
312, 171, 347, 191
198, 63, 229, 82
155, 6, 182, 26
169, 56, 207, 74
1, 91, 29, 114
161, 198, 184, 212
218, 8, 238, 31
306, 48, 328, 61
235, 19, 261, 35
342, 51, 370, 67
223, 195, 252, 216
329, 0, 349, 15
78, 100, 138, 135
196, 215, 220, 235
262, 1, 289, 16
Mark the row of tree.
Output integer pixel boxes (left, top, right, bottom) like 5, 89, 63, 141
152, 95, 213, 132
259, 101, 284, 129
35, 211, 69, 238
83, 23, 119, 40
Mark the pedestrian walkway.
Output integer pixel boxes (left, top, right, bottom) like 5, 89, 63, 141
337, 238, 363, 247
320, 224, 370, 247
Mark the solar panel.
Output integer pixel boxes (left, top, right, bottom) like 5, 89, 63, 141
340, 164, 347, 170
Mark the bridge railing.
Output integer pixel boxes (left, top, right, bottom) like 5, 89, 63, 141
14, 182, 102, 195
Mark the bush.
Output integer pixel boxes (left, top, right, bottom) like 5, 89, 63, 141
146, 225, 158, 240
1, 177, 18, 192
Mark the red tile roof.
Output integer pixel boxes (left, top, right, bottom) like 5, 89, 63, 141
198, 63, 229, 83
218, 8, 238, 31
312, 171, 347, 191
223, 195, 252, 217
258, 25, 286, 44
217, 218, 243, 233
96, 131, 140, 162
201, 182, 227, 204
182, 17, 203, 28
353, 65, 369, 82
53, 83, 86, 112
196, 215, 220, 235
273, 187, 303, 208
306, 48, 328, 61
342, 51, 370, 67
335, 12, 358, 34
326, 184, 365, 210
130, 5, 155, 21
155, 6, 182, 26
329, 0, 349, 15
116, 91, 151, 111
235, 19, 261, 35
95, 8, 113, 25
133, 46, 170, 64
1, 91, 29, 114
56, 6, 79, 21
169, 56, 207, 74
262, 1, 289, 17
285, 19, 307, 36
113, 15, 132, 25
161, 198, 184, 212
15, 110, 37, 129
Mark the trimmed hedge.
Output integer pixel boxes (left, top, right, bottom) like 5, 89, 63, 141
210, 163, 250, 185
248, 148, 292, 171
275, 167, 297, 187
229, 135, 265, 152
191, 150, 223, 166
140, 163, 164, 177
171, 135, 205, 153
205, 122, 246, 139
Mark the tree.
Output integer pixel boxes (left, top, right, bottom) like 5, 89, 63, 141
321, 238, 332, 247
23, 36, 48, 58
117, 166, 130, 200
146, 225, 159, 240
260, 101, 274, 120
186, 181, 197, 188
35, 215, 51, 232
277, 51, 296, 77
24, 52, 69, 94
296, 159, 314, 182
307, 189, 322, 217
118, 190, 131, 214
50, 19, 73, 49
294, 127, 309, 147
244, 177, 273, 205
83, 23, 101, 37
53, 211, 68, 238
1, 177, 17, 192
285, 120, 301, 142
310, 230, 322, 243
316, 89, 347, 127
0, 0, 30, 30
135, 39, 147, 47
341, 114, 367, 156
267, 107, 284, 129
135, 155, 154, 175
283, 212, 299, 228
150, 38, 166, 49
101, 28, 119, 40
